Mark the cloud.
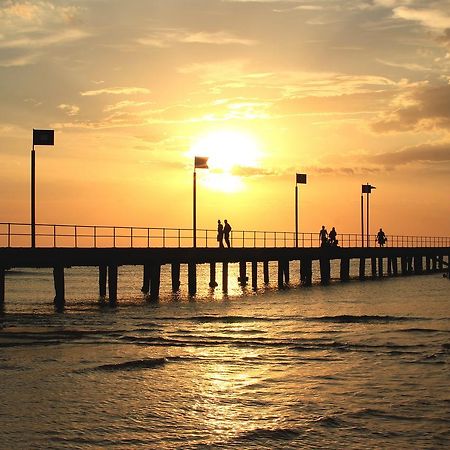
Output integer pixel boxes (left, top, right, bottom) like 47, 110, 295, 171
231, 165, 278, 177
137, 29, 257, 48
80, 87, 151, 97
369, 142, 450, 166
393, 6, 450, 30
58, 104, 80, 116
371, 84, 450, 132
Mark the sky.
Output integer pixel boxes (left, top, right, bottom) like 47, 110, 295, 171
1, 0, 449, 238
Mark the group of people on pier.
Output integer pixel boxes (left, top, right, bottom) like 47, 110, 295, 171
217, 219, 232, 248
319, 225, 388, 247
319, 225, 339, 247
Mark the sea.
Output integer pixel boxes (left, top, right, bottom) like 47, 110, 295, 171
0, 261, 449, 449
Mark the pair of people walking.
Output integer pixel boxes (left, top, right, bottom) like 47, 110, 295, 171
319, 225, 338, 247
217, 220, 232, 248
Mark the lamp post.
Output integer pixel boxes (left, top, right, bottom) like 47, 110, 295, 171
31, 129, 54, 248
295, 173, 307, 247
361, 183, 376, 248
193, 156, 209, 248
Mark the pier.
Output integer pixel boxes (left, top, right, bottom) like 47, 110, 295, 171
0, 222, 449, 310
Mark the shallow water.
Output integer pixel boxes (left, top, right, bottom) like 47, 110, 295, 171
0, 265, 449, 449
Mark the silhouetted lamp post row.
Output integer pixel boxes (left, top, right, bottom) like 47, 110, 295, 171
295, 173, 307, 247
361, 183, 376, 248
31, 129, 54, 248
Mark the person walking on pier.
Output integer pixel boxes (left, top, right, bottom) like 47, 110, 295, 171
376, 228, 387, 247
217, 220, 224, 248
319, 225, 328, 247
223, 219, 232, 248
329, 227, 337, 246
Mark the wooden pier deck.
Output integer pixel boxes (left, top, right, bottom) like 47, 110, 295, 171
1, 246, 449, 310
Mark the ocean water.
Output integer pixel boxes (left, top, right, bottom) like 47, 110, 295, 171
0, 263, 449, 449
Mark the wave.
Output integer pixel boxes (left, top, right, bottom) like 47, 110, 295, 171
191, 315, 285, 323
304, 315, 422, 324
93, 357, 168, 371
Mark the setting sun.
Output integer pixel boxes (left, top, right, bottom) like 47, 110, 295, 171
189, 130, 262, 192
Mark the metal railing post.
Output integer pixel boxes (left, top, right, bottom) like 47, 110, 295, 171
75, 226, 78, 248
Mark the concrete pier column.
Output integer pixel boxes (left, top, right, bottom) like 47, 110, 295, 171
141, 264, 150, 294
300, 257, 312, 286
188, 263, 196, 296
414, 256, 423, 275
378, 257, 383, 278
359, 258, 366, 280
172, 263, 181, 291
263, 261, 269, 284
319, 257, 331, 285
53, 266, 65, 311
209, 263, 218, 288
392, 257, 398, 276
438, 257, 443, 271
238, 261, 248, 286
371, 257, 377, 278
0, 267, 6, 307
340, 258, 350, 282
108, 265, 118, 306
99, 265, 107, 297
400, 256, 408, 276
150, 264, 161, 301
387, 257, 393, 276
251, 261, 258, 290
222, 262, 228, 293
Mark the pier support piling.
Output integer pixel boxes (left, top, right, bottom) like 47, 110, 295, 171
401, 256, 408, 276
378, 257, 383, 278
208, 263, 218, 288
426, 256, 431, 273
359, 258, 366, 280
108, 265, 118, 306
0, 267, 5, 307
300, 257, 312, 286
99, 265, 107, 297
387, 257, 393, 276
171, 263, 181, 291
392, 257, 398, 276
141, 264, 150, 294
150, 264, 161, 301
407, 257, 413, 274
251, 261, 258, 290
371, 257, 377, 278
320, 257, 331, 285
238, 261, 248, 286
188, 263, 196, 296
53, 266, 65, 310
222, 262, 228, 293
414, 256, 423, 275
340, 258, 350, 282
277, 261, 284, 288
263, 261, 269, 284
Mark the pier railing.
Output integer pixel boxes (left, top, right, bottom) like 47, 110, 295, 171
0, 222, 449, 249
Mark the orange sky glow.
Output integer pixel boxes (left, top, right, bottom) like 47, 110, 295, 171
0, 0, 449, 237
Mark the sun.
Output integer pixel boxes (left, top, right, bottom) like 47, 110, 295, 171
189, 129, 262, 192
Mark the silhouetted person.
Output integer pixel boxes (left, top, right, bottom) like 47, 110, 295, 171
376, 228, 387, 247
329, 227, 337, 246
319, 225, 328, 247
223, 219, 232, 248
217, 220, 224, 248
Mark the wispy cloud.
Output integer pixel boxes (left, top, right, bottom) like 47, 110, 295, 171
393, 6, 450, 30
80, 87, 151, 97
58, 104, 80, 116
137, 29, 257, 48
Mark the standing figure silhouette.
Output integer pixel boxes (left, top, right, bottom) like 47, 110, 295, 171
217, 220, 224, 248
223, 220, 232, 248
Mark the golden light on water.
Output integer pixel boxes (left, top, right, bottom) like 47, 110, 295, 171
189, 130, 262, 193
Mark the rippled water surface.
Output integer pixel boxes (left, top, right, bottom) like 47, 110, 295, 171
1, 265, 449, 449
